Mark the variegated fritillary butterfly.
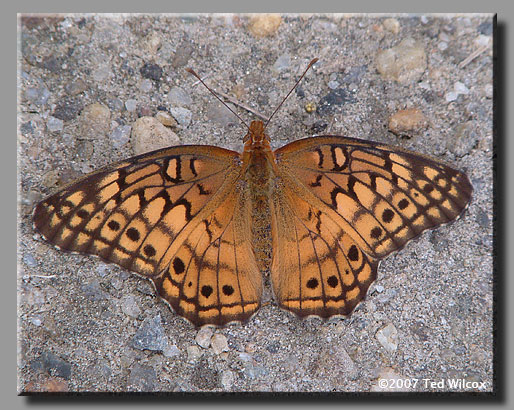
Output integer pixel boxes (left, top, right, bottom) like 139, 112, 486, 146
33, 60, 472, 328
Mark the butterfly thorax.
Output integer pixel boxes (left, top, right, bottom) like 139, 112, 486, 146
242, 120, 277, 272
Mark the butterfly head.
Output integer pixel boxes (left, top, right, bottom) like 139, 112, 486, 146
243, 120, 270, 146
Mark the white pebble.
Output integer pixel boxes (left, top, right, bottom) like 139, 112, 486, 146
454, 81, 470, 95
445, 91, 458, 102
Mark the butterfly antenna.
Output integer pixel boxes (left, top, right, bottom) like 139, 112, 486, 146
186, 68, 251, 133
264, 57, 319, 129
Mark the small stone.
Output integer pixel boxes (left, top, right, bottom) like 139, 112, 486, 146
375, 284, 385, 293
53, 97, 83, 121
195, 326, 214, 348
30, 316, 42, 326
383, 18, 400, 34
248, 14, 281, 37
420, 15, 429, 24
139, 78, 153, 92
169, 106, 192, 127
155, 111, 177, 127
327, 80, 339, 89
140, 62, 162, 82
132, 314, 168, 352
272, 54, 291, 72
127, 363, 157, 392
131, 116, 180, 155
92, 64, 112, 82
376, 38, 427, 84
80, 103, 111, 137
125, 99, 138, 112
81, 280, 108, 301
305, 102, 316, 113
206, 103, 236, 128
39, 351, 72, 379
65, 78, 87, 96
376, 323, 398, 354
145, 32, 162, 54
167, 86, 192, 107
211, 333, 229, 354
438, 41, 448, 51
23, 253, 37, 267
110, 125, 131, 148
317, 88, 356, 115
484, 83, 493, 99
454, 81, 470, 95
25, 85, 51, 106
448, 121, 478, 156
445, 91, 459, 102
186, 345, 202, 362
163, 344, 181, 358
388, 108, 428, 136
121, 295, 141, 318
221, 370, 235, 390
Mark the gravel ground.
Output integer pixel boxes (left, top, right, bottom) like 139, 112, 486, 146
17, 14, 494, 393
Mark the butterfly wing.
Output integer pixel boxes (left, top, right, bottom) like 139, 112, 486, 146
270, 135, 472, 318
34, 145, 262, 327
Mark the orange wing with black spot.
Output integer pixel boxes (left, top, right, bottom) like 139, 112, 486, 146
270, 135, 472, 319
33, 145, 262, 327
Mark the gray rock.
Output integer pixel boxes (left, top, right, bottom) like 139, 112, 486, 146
195, 326, 214, 348
47, 116, 64, 132
169, 106, 192, 127
167, 86, 193, 107
110, 125, 131, 148
127, 363, 157, 391
211, 333, 229, 354
376, 38, 427, 84
376, 323, 399, 354
121, 295, 142, 318
132, 314, 168, 352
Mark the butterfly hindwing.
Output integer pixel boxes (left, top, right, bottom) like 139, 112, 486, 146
271, 135, 472, 318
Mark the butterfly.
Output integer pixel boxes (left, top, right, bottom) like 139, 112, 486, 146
33, 62, 473, 328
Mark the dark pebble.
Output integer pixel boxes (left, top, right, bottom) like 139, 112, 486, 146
140, 62, 163, 81
53, 97, 83, 121
317, 88, 356, 115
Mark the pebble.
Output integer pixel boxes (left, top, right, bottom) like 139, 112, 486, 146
167, 86, 193, 107
211, 333, 229, 354
140, 62, 162, 82
155, 111, 177, 127
383, 18, 400, 34
163, 344, 181, 358
80, 103, 111, 137
448, 121, 478, 156
375, 38, 427, 84
272, 54, 291, 72
23, 253, 37, 267
132, 314, 169, 352
131, 116, 180, 155
195, 326, 214, 348
221, 370, 235, 389
39, 351, 72, 379
438, 41, 448, 51
53, 97, 83, 121
25, 85, 51, 106
127, 363, 157, 391
81, 280, 108, 301
110, 124, 131, 148
454, 81, 470, 95
388, 108, 428, 135
445, 91, 459, 102
92, 64, 112, 82
376, 323, 398, 354
484, 83, 493, 99
125, 99, 138, 112
139, 78, 153, 92
186, 345, 202, 362
30, 316, 42, 326
169, 106, 192, 127
317, 88, 356, 115
327, 80, 339, 89
248, 14, 282, 37
65, 78, 87, 96
121, 295, 141, 318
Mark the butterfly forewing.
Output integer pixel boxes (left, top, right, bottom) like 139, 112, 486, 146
34, 144, 262, 327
